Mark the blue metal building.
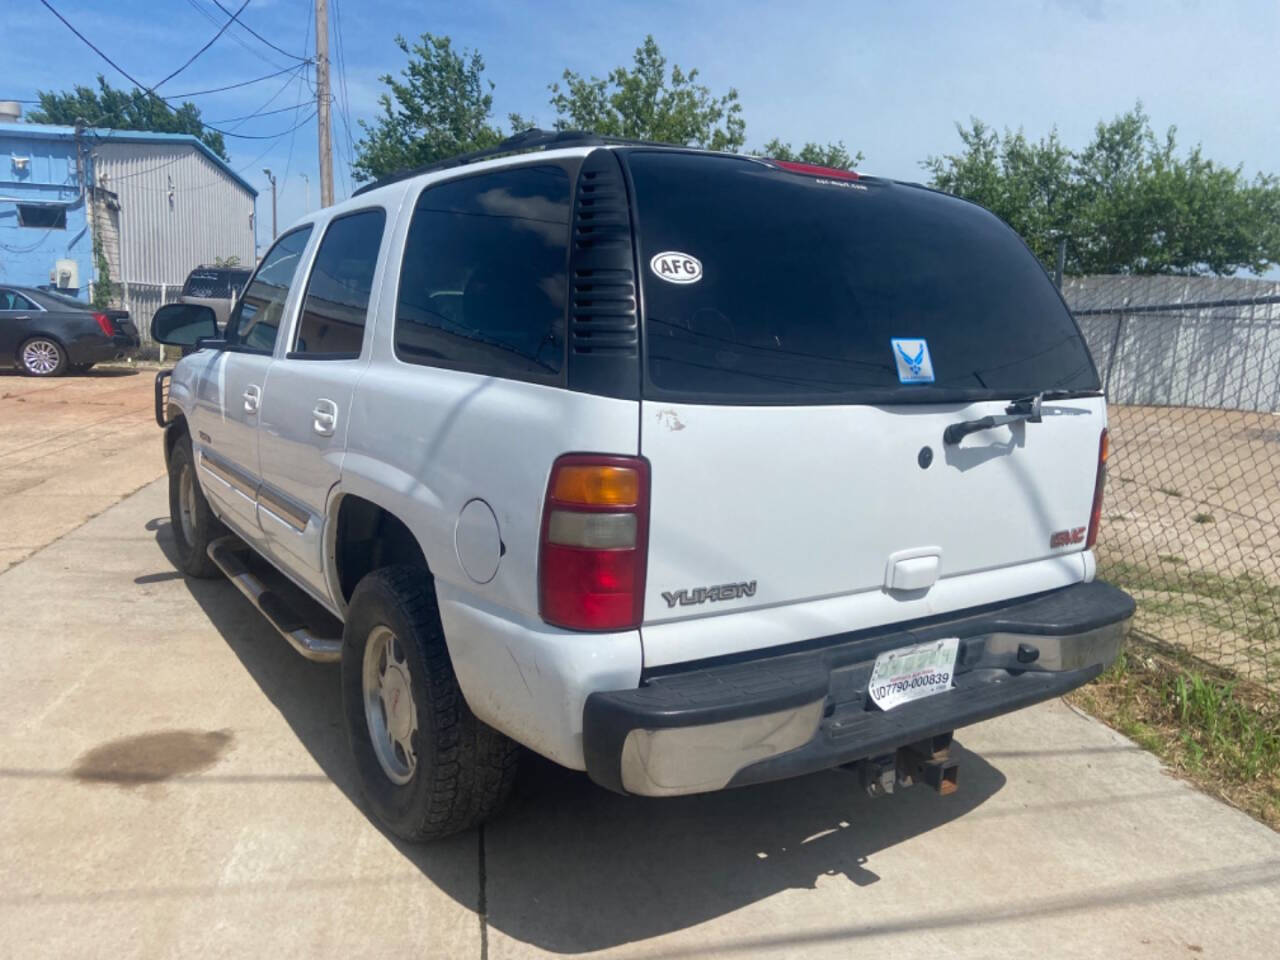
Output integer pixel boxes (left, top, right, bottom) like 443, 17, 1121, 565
1, 113, 257, 326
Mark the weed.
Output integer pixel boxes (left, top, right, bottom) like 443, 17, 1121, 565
1157, 554, 1186, 565
1069, 637, 1280, 830
1158, 486, 1185, 498
1192, 512, 1215, 524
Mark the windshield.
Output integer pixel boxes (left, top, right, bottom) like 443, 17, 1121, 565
183, 269, 252, 298
626, 151, 1100, 404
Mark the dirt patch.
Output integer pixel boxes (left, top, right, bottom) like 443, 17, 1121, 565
72, 730, 233, 786
1102, 404, 1280, 687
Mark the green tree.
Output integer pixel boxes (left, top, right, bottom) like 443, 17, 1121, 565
924, 104, 1280, 276
28, 76, 228, 162
756, 138, 863, 170
353, 34, 505, 182
549, 36, 745, 151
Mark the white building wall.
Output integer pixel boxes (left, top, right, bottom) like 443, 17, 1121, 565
93, 141, 256, 287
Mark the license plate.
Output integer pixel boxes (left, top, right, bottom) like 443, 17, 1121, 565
868, 637, 959, 711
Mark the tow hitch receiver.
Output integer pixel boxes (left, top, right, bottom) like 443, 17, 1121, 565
851, 732, 959, 798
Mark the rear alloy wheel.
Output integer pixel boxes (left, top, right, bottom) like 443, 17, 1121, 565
19, 338, 67, 377
342, 566, 520, 841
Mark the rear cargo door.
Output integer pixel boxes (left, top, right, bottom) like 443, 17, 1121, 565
626, 152, 1105, 639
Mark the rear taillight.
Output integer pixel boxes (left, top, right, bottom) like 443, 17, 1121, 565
1086, 428, 1109, 549
93, 312, 114, 337
539, 455, 650, 631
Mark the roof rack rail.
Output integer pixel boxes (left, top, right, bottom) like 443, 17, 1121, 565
351, 128, 666, 197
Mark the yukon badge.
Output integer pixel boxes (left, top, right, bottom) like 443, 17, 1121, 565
650, 251, 703, 284
662, 581, 757, 608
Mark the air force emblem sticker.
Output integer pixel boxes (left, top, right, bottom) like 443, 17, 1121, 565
891, 338, 935, 384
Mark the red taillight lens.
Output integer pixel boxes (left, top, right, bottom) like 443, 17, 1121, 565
1086, 428, 1109, 549
772, 159, 860, 181
539, 454, 649, 631
93, 312, 114, 337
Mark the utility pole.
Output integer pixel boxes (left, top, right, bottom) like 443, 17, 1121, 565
315, 0, 334, 207
263, 168, 278, 239
301, 173, 310, 213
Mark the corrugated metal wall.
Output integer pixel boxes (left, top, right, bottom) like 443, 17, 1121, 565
93, 142, 255, 286
1065, 275, 1280, 412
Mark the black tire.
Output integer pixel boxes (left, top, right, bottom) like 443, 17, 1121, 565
341, 566, 519, 841
167, 433, 226, 578
18, 337, 67, 377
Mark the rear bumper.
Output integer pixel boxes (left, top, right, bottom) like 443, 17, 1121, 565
68, 334, 139, 364
583, 580, 1134, 796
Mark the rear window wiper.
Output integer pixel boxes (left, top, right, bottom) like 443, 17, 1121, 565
942, 390, 1080, 445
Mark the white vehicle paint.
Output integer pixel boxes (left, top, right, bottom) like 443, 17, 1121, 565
153, 136, 1130, 809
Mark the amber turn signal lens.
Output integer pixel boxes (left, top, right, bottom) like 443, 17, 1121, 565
551, 465, 640, 506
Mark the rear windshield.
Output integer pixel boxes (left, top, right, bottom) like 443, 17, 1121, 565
626, 151, 1099, 403
183, 269, 251, 298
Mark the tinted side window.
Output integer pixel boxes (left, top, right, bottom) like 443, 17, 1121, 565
394, 166, 570, 378
225, 227, 313, 353
1, 290, 37, 311
292, 209, 385, 358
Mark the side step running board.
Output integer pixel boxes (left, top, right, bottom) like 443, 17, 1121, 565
206, 536, 343, 663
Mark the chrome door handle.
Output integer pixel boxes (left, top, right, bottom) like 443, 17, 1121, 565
312, 399, 338, 436
243, 385, 261, 414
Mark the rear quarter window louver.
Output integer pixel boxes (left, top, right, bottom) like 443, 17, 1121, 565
566, 149, 641, 399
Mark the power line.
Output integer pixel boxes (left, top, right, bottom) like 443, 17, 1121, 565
332, 0, 358, 197
151, 0, 252, 93
207, 101, 311, 125
209, 0, 309, 63
37, 1, 312, 142
169, 63, 307, 99
39, 0, 153, 92
182, 0, 288, 71
276, 1, 315, 208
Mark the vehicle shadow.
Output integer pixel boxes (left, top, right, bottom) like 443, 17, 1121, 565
0, 367, 139, 379
150, 518, 1008, 954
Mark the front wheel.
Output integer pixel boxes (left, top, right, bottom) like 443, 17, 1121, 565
341, 566, 519, 841
167, 433, 225, 578
19, 338, 67, 377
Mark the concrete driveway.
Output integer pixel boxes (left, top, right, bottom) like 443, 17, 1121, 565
3, 479, 1279, 958
0, 367, 163, 573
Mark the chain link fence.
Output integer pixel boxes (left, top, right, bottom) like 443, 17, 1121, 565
1065, 275, 1280, 690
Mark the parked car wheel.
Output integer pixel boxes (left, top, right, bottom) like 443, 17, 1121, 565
167, 433, 225, 578
342, 566, 519, 841
18, 337, 67, 377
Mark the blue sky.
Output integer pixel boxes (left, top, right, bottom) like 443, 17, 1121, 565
8, 0, 1279, 255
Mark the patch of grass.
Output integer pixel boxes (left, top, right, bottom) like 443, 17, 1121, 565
1157, 553, 1186, 565
1192, 512, 1215, 524
1158, 486, 1185, 498
1100, 559, 1280, 657
1068, 638, 1280, 829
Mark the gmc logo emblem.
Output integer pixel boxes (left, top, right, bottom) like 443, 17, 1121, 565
1050, 527, 1087, 548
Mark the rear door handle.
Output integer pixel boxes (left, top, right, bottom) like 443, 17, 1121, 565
312, 398, 338, 436
243, 385, 261, 414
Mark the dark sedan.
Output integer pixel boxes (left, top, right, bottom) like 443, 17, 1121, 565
0, 286, 140, 376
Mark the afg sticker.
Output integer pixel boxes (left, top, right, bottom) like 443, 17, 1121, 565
891, 338, 935, 384
650, 251, 703, 284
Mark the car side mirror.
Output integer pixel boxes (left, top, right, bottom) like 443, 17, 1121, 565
151, 303, 219, 347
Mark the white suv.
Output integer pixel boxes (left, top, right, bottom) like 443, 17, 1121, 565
150, 130, 1134, 841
